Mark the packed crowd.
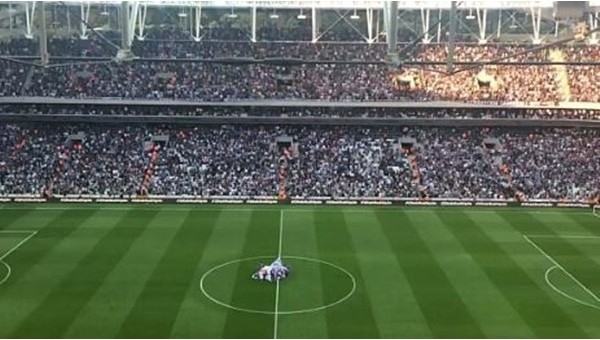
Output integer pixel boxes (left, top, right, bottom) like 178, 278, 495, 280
0, 60, 28, 97
0, 123, 597, 201
562, 46, 600, 102
3, 105, 599, 120
502, 128, 600, 200
16, 59, 566, 102
4, 30, 600, 103
417, 128, 507, 199
25, 62, 400, 101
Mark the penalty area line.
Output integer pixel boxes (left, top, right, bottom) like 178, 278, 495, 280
523, 234, 600, 303
0, 230, 38, 285
0, 230, 38, 262
526, 234, 600, 239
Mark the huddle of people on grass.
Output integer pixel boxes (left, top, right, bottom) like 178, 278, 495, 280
3, 34, 600, 104
252, 257, 291, 283
0, 124, 597, 202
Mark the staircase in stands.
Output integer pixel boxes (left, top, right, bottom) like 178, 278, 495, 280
48, 146, 70, 196
139, 144, 160, 195
548, 49, 572, 102
406, 148, 427, 199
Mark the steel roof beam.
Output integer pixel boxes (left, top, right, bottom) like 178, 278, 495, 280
56, 0, 569, 10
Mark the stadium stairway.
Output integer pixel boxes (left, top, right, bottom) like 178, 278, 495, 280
278, 148, 291, 200
11, 136, 28, 156
406, 149, 428, 199
20, 65, 35, 96
139, 144, 160, 195
49, 146, 70, 195
548, 49, 572, 102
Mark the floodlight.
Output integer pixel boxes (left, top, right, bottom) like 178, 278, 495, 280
466, 9, 475, 20
227, 8, 237, 19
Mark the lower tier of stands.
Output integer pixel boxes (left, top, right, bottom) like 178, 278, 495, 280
0, 124, 597, 202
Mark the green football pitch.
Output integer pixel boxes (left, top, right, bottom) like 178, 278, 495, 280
0, 204, 599, 338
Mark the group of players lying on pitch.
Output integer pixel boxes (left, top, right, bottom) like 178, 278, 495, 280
252, 257, 291, 282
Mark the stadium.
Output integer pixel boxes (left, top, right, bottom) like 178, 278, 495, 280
0, 0, 599, 338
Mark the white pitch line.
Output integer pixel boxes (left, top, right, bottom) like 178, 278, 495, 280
526, 234, 600, 240
523, 235, 600, 302
273, 209, 284, 339
0, 230, 38, 285
277, 210, 284, 258
545, 266, 600, 310
273, 279, 281, 339
0, 230, 37, 262
0, 230, 39, 234
0, 206, 593, 215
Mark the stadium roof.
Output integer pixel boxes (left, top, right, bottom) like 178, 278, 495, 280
57, 0, 600, 10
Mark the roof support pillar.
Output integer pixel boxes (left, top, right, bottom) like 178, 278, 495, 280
375, 9, 381, 41
366, 8, 374, 43
80, 2, 90, 39
8, 3, 13, 31
24, 1, 36, 39
496, 9, 502, 38
128, 1, 139, 46
420, 8, 431, 44
311, 7, 320, 42
383, 0, 398, 63
121, 1, 129, 49
588, 11, 598, 44
476, 8, 487, 44
136, 3, 147, 40
530, 6, 542, 44
194, 3, 202, 41
66, 5, 71, 33
447, 0, 457, 73
117, 0, 134, 59
39, 1, 48, 65
436, 9, 442, 43
251, 3, 257, 42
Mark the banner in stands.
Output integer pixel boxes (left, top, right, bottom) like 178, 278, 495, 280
0, 196, 594, 208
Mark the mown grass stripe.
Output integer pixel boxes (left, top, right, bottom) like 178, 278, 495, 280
445, 210, 588, 338
375, 210, 485, 338
511, 212, 600, 301
276, 209, 328, 339
503, 212, 600, 294
0, 209, 125, 338
345, 210, 432, 338
530, 212, 594, 237
117, 209, 220, 338
221, 209, 279, 339
170, 209, 254, 338
563, 212, 600, 236
0, 208, 35, 230
314, 210, 380, 338
404, 210, 535, 338
0, 209, 98, 290
11, 208, 157, 338
64, 209, 192, 338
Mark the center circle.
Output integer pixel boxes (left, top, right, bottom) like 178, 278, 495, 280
200, 255, 356, 315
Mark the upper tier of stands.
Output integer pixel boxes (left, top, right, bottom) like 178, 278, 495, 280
2, 33, 600, 105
